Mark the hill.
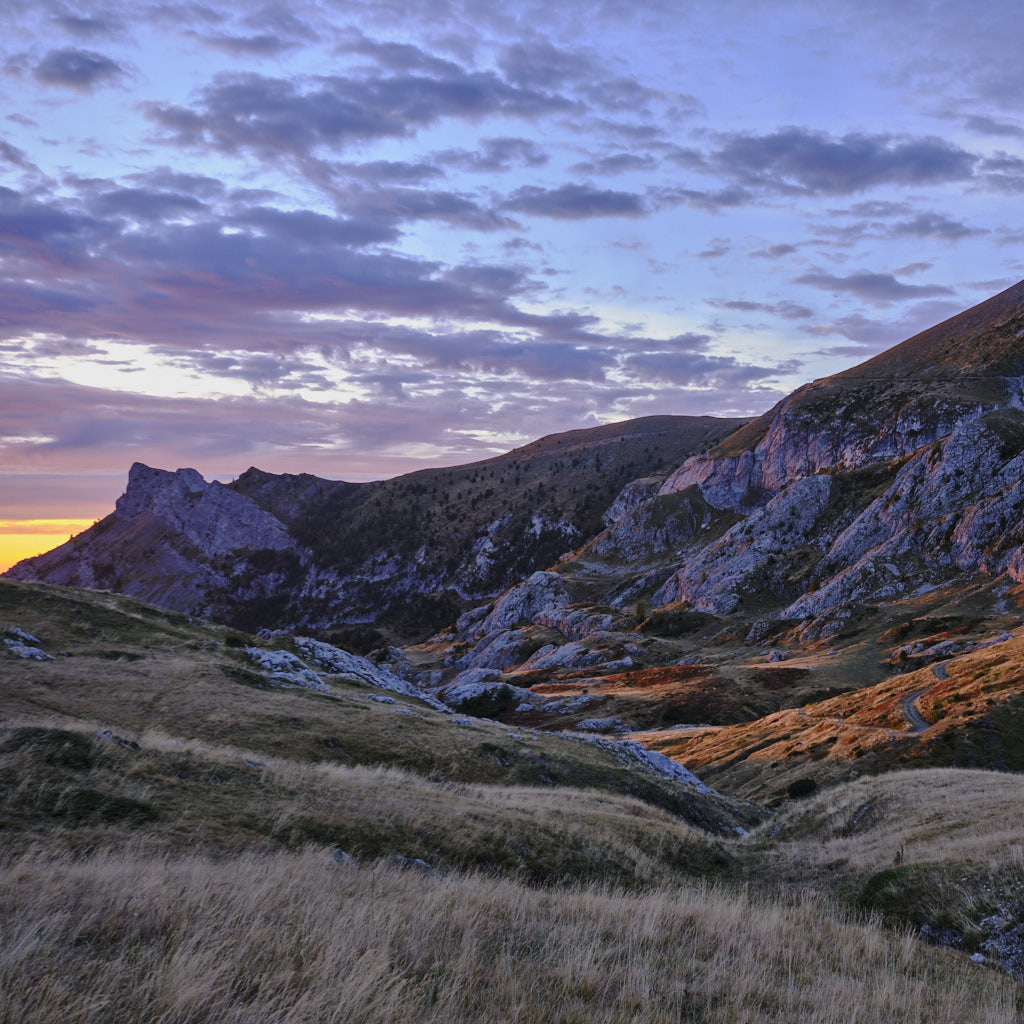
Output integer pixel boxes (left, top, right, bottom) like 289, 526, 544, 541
2, 579, 1023, 1019
378, 280, 1024, 746
4, 414, 744, 644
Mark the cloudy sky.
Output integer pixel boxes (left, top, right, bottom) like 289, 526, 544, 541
2, 0, 1023, 567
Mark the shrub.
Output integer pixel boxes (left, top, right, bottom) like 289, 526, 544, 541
786, 777, 818, 800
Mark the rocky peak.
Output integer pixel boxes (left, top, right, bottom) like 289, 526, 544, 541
661, 280, 1024, 513
114, 462, 292, 559
116, 463, 208, 518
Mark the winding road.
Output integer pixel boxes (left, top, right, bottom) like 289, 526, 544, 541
899, 661, 947, 734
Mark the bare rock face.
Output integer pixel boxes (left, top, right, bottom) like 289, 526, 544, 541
783, 411, 1024, 619
589, 486, 711, 562
7, 464, 299, 617
115, 464, 293, 558
532, 605, 619, 642
479, 571, 572, 635
659, 385, 985, 513
653, 475, 833, 614
602, 476, 663, 527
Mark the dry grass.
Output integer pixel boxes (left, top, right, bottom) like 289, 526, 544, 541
642, 627, 1024, 804
0, 579, 750, 830
0, 719, 736, 886
748, 769, 1024, 946
1, 848, 1019, 1024
6, 578, 1024, 1015
764, 767, 1024, 870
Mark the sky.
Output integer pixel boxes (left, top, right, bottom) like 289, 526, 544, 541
2, 0, 1024, 568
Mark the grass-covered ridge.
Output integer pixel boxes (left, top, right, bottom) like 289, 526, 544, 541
4, 849, 1019, 1024
3, 578, 1024, 1021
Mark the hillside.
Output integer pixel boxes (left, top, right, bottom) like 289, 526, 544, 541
380, 282, 1024, 745
4, 414, 744, 644
3, 579, 1024, 1019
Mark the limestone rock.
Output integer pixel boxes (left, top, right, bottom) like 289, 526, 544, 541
602, 476, 663, 527
456, 628, 536, 671
532, 605, 618, 641
480, 571, 571, 635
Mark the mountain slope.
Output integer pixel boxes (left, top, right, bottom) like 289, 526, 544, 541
3, 579, 1024, 1018
572, 280, 1024, 628
4, 415, 744, 641
375, 282, 1024, 763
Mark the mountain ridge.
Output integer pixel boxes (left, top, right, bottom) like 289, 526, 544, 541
5, 414, 744, 642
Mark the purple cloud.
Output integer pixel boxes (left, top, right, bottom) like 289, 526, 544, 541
502, 183, 646, 219
714, 128, 977, 195
143, 67, 575, 159
34, 48, 124, 90
794, 270, 955, 305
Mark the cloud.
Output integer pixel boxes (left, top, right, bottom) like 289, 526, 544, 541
93, 188, 208, 221
330, 183, 514, 232
710, 298, 813, 320
33, 48, 125, 90
977, 152, 1024, 193
657, 185, 751, 212
51, 14, 125, 40
143, 64, 576, 160
571, 152, 657, 175
230, 203, 399, 246
621, 350, 787, 388
0, 184, 622, 384
713, 127, 977, 195
697, 238, 730, 259
328, 160, 443, 184
339, 32, 466, 78
126, 168, 228, 200
749, 243, 798, 259
437, 137, 548, 172
498, 40, 595, 90
0, 137, 38, 172
196, 33, 299, 56
838, 200, 913, 218
888, 212, 986, 240
963, 114, 1024, 139
800, 299, 965, 356
795, 271, 955, 305
502, 183, 646, 219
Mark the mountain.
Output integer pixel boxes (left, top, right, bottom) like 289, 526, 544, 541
377, 280, 1024, 759
4, 415, 743, 644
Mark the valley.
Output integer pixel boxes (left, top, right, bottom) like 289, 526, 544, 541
9, 282, 1024, 1018
3, 579, 1024, 1021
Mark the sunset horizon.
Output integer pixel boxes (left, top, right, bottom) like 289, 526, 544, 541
3, 0, 1022, 559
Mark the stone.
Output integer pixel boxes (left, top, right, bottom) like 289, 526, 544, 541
479, 571, 571, 635
3, 638, 54, 661
576, 717, 630, 733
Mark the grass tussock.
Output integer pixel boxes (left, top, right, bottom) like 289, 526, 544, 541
1, 848, 1019, 1024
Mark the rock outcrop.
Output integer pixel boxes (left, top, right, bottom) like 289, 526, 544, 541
5, 415, 740, 641
429, 279, 1024, 689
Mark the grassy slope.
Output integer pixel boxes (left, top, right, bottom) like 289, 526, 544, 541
640, 612, 1024, 805
2, 579, 1024, 1021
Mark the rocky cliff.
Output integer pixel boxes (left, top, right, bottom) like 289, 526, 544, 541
384, 281, 1024, 720
5, 415, 742, 642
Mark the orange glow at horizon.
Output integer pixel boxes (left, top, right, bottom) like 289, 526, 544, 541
0, 520, 97, 573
